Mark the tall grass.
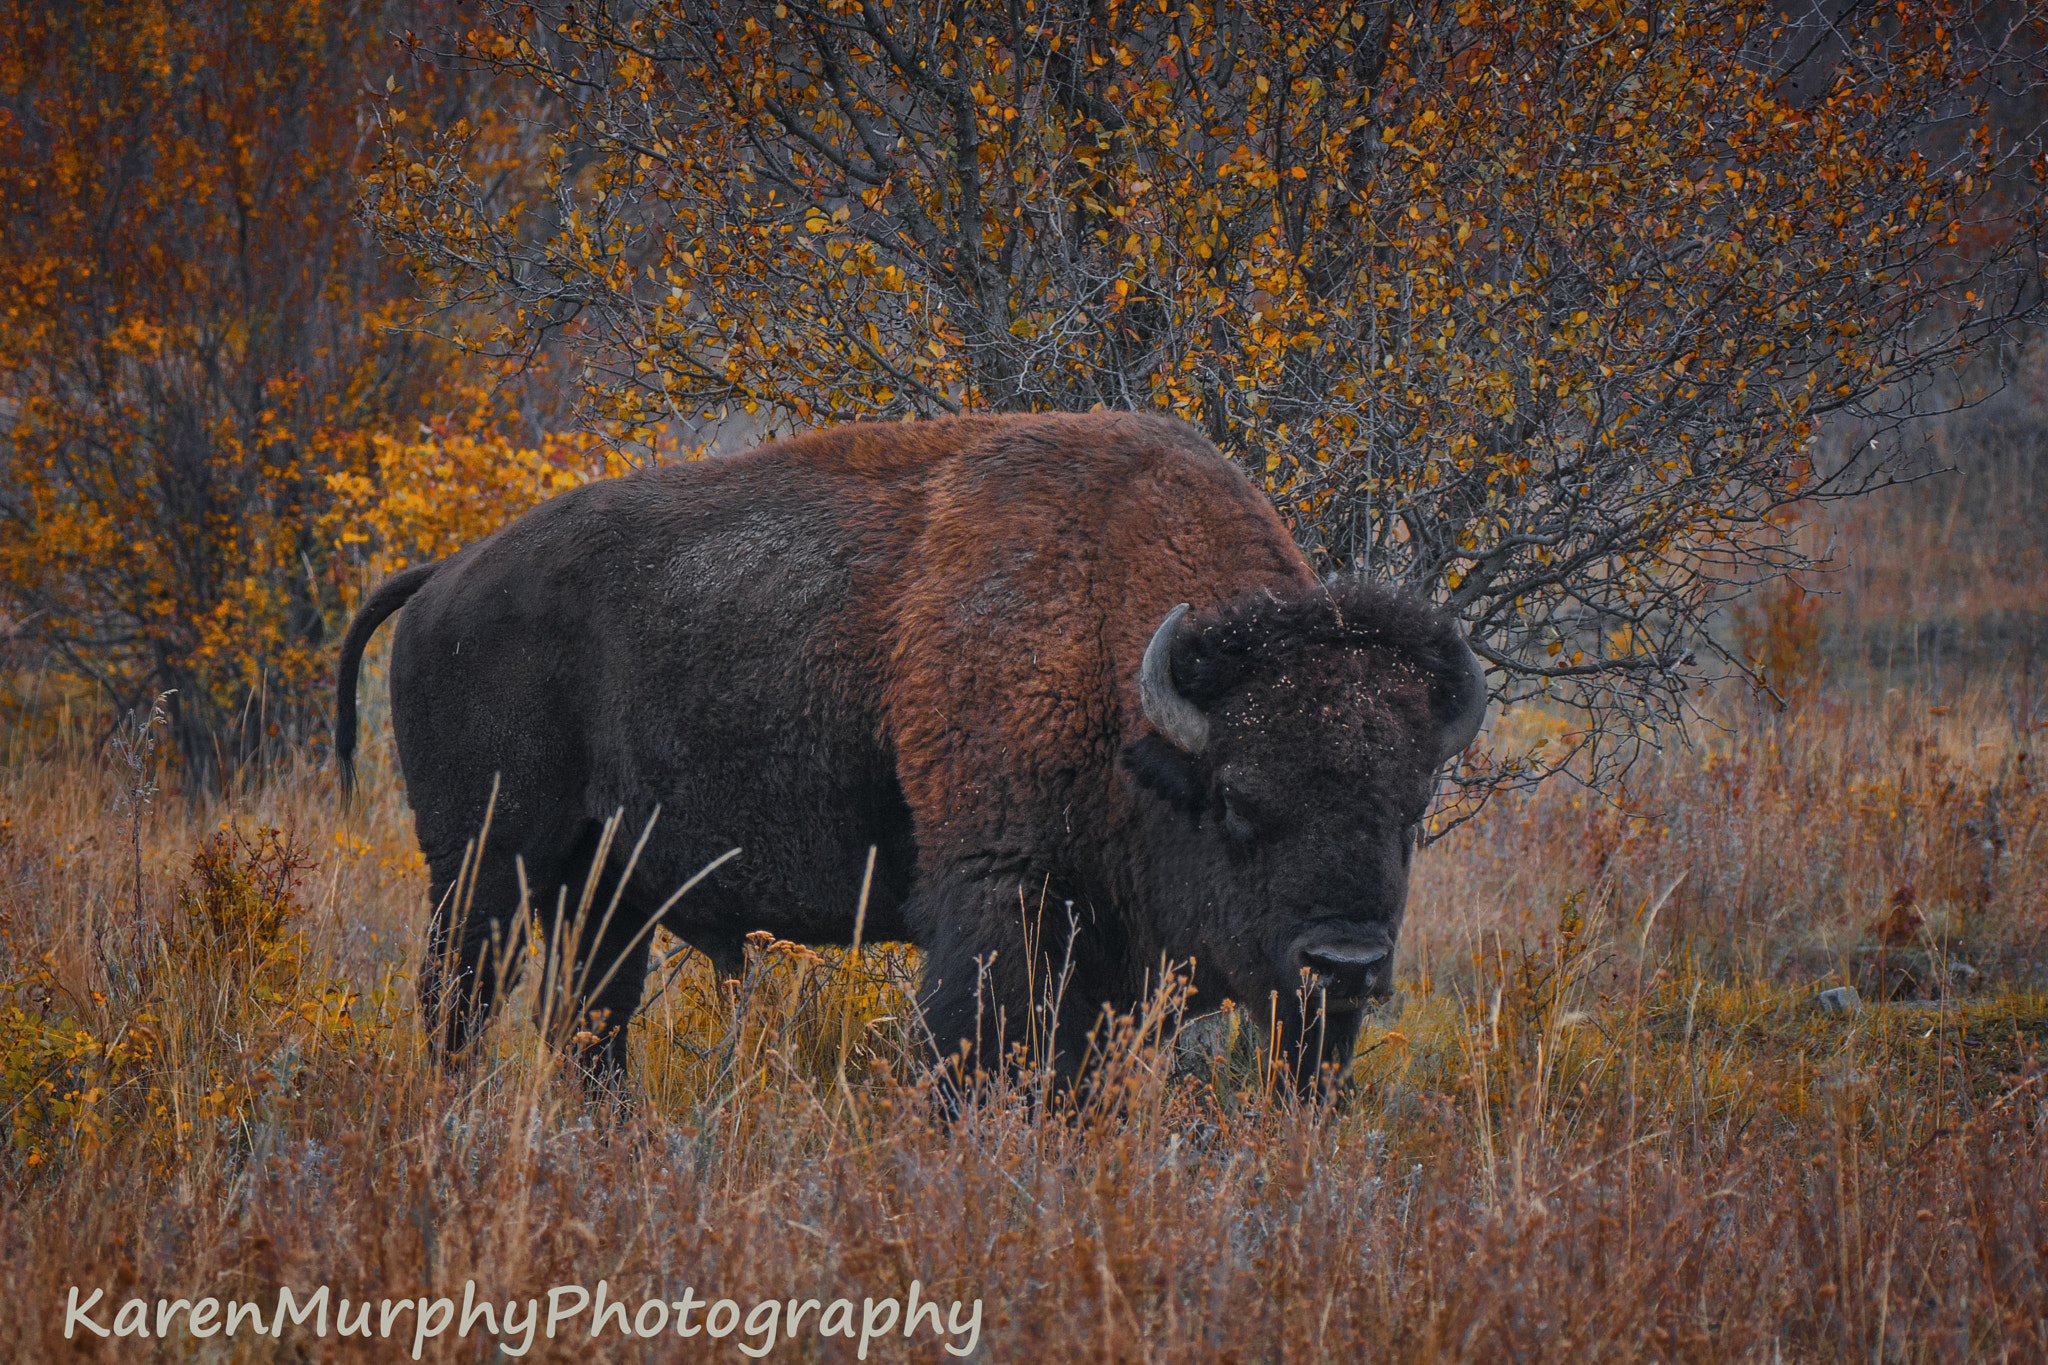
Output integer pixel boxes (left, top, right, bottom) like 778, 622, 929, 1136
1, 651, 2041, 1359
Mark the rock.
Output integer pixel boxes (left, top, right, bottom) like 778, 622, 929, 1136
1815, 985, 1863, 1015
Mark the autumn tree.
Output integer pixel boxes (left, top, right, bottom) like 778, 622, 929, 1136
0, 0, 506, 783
371, 0, 2048, 795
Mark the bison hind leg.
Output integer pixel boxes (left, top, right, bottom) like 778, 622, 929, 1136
418, 850, 536, 1065
560, 920, 652, 1099
522, 820, 669, 1095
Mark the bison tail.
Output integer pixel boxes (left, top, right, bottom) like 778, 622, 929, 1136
335, 559, 443, 800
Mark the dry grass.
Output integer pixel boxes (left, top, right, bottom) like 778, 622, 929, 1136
1, 410, 2043, 1361
3, 672, 2042, 1361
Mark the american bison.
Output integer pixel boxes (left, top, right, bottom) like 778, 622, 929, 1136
335, 412, 1487, 1092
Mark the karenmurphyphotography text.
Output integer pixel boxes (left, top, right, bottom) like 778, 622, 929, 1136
64, 1280, 984, 1358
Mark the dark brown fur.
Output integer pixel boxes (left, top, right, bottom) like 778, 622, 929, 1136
334, 413, 1482, 1091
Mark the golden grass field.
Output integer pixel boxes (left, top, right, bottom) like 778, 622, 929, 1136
2, 397, 2043, 1361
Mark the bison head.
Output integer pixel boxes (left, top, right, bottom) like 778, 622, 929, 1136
1119, 579, 1487, 1088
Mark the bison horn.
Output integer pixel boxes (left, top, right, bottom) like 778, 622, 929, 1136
1140, 602, 1209, 754
1438, 630, 1490, 767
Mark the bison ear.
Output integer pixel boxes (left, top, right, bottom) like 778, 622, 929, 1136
1121, 733, 1207, 815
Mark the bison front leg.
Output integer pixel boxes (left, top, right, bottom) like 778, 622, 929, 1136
1258, 988, 1367, 1099
912, 874, 1103, 1093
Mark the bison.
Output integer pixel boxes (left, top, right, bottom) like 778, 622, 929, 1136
335, 412, 1486, 1092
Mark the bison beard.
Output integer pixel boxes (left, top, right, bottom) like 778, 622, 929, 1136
335, 413, 1486, 1097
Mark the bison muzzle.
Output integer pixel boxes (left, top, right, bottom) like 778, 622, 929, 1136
335, 413, 1486, 1094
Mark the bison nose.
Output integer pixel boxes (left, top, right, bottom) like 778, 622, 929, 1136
1295, 943, 1392, 1006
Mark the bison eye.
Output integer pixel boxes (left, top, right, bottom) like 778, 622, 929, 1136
1221, 796, 1257, 845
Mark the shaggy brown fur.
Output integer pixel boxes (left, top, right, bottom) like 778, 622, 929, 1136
335, 412, 1484, 1091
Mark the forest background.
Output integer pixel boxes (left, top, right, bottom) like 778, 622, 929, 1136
2, 0, 2046, 1360
2, 0, 2041, 793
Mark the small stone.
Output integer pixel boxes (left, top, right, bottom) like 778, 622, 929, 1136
1816, 985, 1862, 1015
